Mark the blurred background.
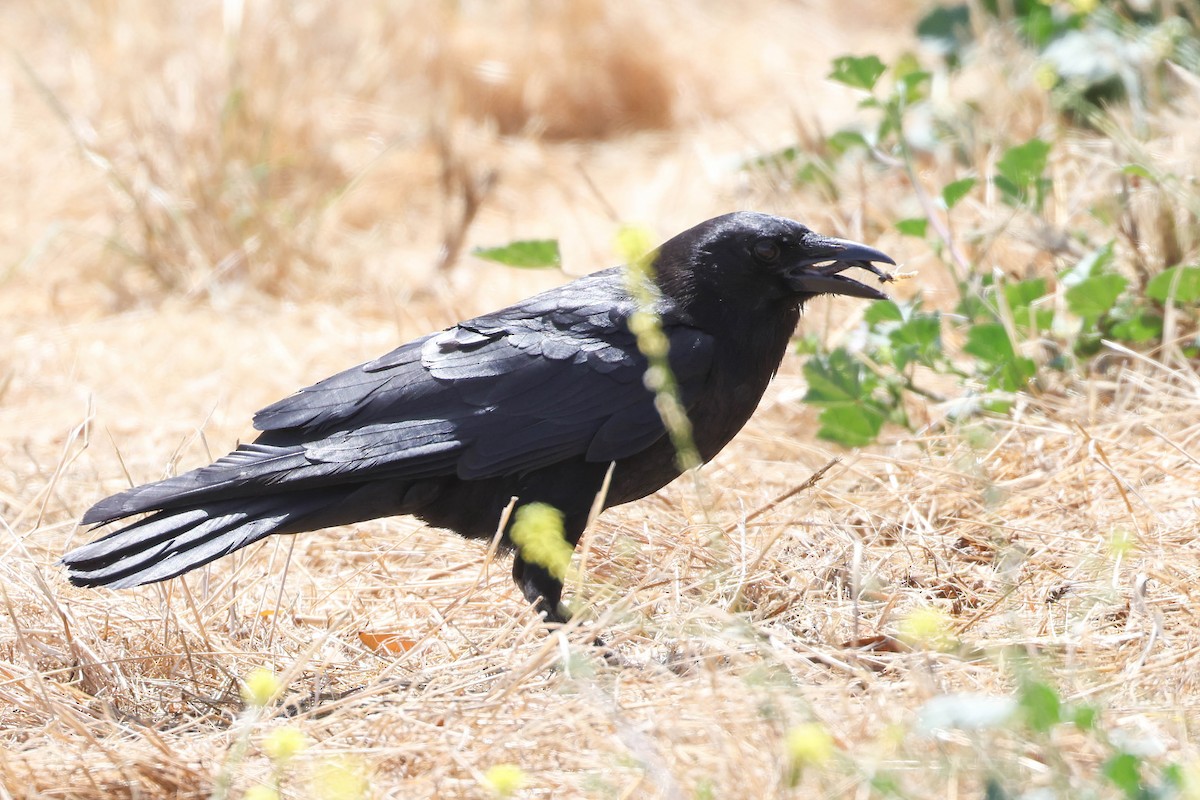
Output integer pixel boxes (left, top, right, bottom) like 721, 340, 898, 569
2, 0, 923, 479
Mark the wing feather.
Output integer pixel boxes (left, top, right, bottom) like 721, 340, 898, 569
86, 268, 714, 524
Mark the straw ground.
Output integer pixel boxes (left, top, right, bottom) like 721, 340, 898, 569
2, 1, 1199, 798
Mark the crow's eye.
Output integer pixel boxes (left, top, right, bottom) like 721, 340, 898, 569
752, 239, 780, 263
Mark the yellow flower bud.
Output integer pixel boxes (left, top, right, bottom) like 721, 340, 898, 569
509, 503, 573, 581
898, 605, 956, 651
241, 668, 281, 707
614, 224, 656, 272
1108, 528, 1137, 558
483, 763, 527, 797
311, 756, 369, 800
244, 785, 279, 800
264, 725, 309, 763
786, 722, 835, 767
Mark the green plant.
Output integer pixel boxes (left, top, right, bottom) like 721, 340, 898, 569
911, 677, 1188, 799
473, 238, 562, 270
919, 1, 1199, 121
751, 30, 1200, 446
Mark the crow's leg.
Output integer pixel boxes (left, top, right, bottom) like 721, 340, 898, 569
512, 553, 569, 624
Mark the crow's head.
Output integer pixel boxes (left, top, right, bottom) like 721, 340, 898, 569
654, 212, 896, 312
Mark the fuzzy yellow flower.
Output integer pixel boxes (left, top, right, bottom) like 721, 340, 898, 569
241, 668, 281, 707
243, 785, 279, 800
1034, 62, 1059, 91
264, 725, 309, 763
311, 756, 369, 800
898, 605, 956, 651
509, 503, 572, 581
1108, 528, 1137, 558
614, 223, 656, 271
483, 763, 527, 797
786, 723, 835, 767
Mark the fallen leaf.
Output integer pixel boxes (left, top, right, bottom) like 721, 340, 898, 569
358, 631, 416, 654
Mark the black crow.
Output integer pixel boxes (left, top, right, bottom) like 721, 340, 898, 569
63, 212, 894, 622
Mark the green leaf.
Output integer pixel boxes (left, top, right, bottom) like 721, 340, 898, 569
963, 323, 1015, 364
1121, 163, 1153, 180
896, 68, 932, 105
1018, 680, 1062, 733
1003, 278, 1046, 310
963, 323, 1035, 391
941, 177, 976, 210
1001, 279, 1052, 335
993, 357, 1037, 392
1066, 273, 1128, 320
1103, 752, 1144, 800
1020, 4, 1059, 48
899, 77, 931, 106
802, 350, 871, 406
743, 145, 799, 171
890, 313, 942, 371
916, 4, 972, 64
827, 129, 870, 155
895, 218, 928, 238
1146, 265, 1200, 304
1071, 704, 1099, 731
1025, 309, 1054, 336
816, 405, 885, 447
957, 292, 994, 325
1110, 310, 1163, 344
828, 54, 886, 92
472, 239, 561, 269
864, 300, 904, 326
992, 176, 1021, 207
996, 138, 1051, 190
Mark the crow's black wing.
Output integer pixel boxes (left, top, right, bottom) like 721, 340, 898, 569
84, 269, 713, 524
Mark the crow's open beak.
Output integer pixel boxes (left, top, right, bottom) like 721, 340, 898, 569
785, 234, 896, 300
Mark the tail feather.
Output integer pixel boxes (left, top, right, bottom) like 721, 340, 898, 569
82, 431, 460, 526
80, 444, 314, 525
63, 492, 336, 588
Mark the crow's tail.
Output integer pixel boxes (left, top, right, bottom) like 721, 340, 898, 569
62, 489, 351, 588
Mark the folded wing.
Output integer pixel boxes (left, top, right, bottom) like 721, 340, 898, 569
83, 270, 714, 525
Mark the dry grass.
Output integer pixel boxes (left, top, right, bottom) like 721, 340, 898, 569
3, 1, 1200, 798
